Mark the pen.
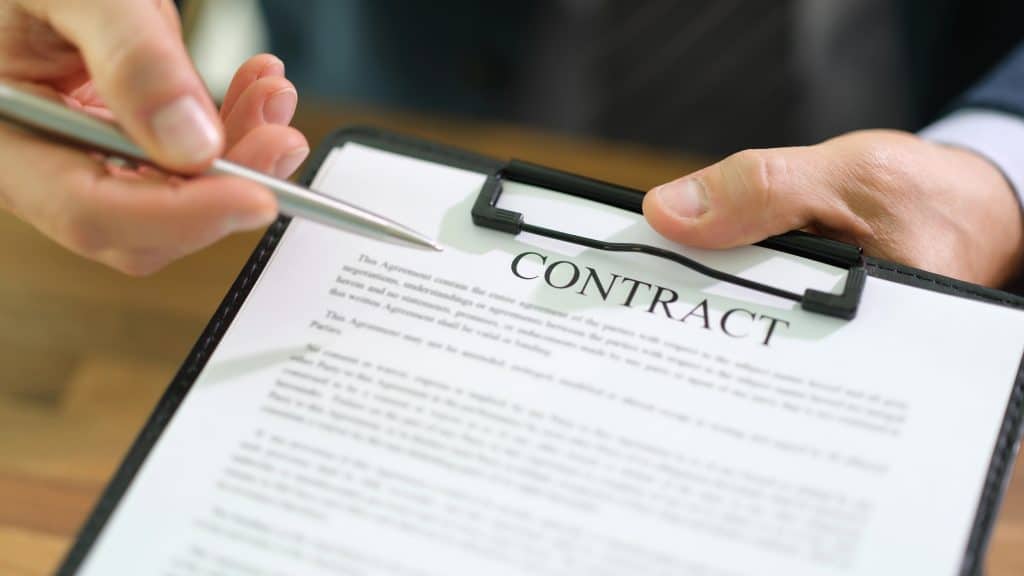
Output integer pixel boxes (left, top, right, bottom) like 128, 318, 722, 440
0, 83, 442, 251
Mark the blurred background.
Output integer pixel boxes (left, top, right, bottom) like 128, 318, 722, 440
186, 0, 1024, 156
4, 2, 1024, 575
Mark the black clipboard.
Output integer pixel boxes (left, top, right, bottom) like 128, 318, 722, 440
58, 126, 1024, 576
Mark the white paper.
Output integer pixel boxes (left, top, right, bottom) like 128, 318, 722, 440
77, 143, 1024, 576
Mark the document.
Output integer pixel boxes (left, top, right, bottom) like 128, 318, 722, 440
78, 143, 1024, 576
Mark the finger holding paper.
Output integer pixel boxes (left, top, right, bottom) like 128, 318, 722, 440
642, 129, 1024, 287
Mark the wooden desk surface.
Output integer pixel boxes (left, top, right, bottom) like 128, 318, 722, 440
1, 106, 1021, 575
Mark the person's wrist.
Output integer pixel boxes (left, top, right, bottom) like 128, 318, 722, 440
932, 142, 1024, 286
920, 108, 1024, 209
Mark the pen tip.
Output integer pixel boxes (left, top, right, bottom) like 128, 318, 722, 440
402, 229, 443, 251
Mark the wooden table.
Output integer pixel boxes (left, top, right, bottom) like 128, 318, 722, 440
1, 105, 1021, 575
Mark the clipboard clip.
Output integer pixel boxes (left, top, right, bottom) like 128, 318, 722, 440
471, 160, 867, 320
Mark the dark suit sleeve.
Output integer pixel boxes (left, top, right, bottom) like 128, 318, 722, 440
920, 41, 1024, 217
959, 42, 1024, 116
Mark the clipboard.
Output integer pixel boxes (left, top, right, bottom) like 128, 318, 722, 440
58, 126, 1024, 576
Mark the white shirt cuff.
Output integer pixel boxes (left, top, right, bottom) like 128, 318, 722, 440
919, 109, 1024, 207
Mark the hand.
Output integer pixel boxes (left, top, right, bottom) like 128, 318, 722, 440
643, 130, 1024, 287
0, 1, 309, 275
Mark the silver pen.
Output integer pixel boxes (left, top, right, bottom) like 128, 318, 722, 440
0, 83, 442, 251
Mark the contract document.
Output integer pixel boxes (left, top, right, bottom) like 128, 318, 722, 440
71, 139, 1024, 576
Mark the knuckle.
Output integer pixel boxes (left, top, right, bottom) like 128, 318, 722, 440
103, 38, 166, 88
96, 36, 195, 116
730, 148, 790, 206
843, 132, 914, 192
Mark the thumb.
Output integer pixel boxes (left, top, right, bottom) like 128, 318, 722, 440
642, 146, 859, 249
39, 0, 222, 172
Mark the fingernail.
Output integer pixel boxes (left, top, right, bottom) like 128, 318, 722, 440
263, 88, 297, 125
655, 178, 709, 219
274, 147, 309, 178
150, 95, 222, 165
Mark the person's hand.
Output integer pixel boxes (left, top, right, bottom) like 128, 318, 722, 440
0, 0, 309, 275
643, 130, 1024, 287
